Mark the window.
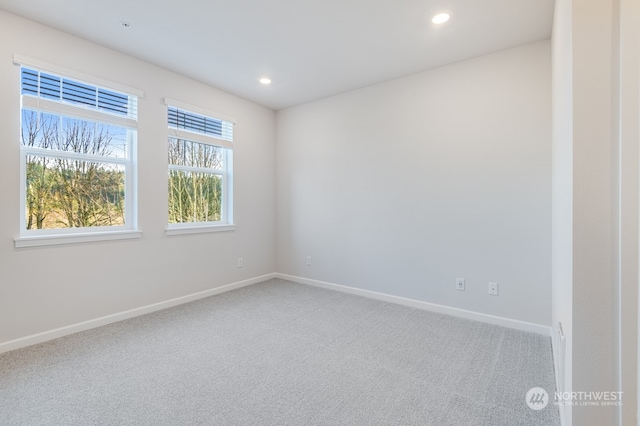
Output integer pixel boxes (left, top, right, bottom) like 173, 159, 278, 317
17, 65, 139, 246
165, 99, 234, 234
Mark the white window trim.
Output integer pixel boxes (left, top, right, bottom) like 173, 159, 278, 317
165, 224, 236, 236
14, 230, 142, 248
165, 99, 235, 235
17, 63, 140, 247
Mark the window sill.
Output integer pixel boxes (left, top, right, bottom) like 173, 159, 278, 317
14, 230, 142, 248
165, 224, 236, 236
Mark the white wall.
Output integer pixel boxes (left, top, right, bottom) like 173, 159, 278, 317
551, 0, 573, 423
552, 0, 640, 424
570, 0, 617, 424
0, 11, 276, 345
276, 41, 552, 326
618, 0, 640, 422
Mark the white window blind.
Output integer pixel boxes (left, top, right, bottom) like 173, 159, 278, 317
21, 68, 138, 127
164, 98, 234, 149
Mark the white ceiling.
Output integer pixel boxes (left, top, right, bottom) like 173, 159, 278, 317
0, 0, 554, 110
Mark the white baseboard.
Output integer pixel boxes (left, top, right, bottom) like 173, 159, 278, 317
552, 322, 569, 426
277, 273, 552, 336
1, 272, 552, 354
0, 273, 276, 354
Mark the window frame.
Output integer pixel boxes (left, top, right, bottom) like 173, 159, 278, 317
13, 58, 142, 248
164, 98, 235, 235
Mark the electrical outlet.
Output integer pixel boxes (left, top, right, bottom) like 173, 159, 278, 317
306, 256, 312, 266
237, 258, 244, 268
489, 282, 499, 296
456, 278, 465, 291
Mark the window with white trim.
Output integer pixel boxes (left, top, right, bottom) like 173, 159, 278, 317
166, 101, 233, 230
19, 67, 138, 237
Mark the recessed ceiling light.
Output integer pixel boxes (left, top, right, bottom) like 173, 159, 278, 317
120, 21, 131, 29
259, 77, 271, 85
432, 13, 450, 24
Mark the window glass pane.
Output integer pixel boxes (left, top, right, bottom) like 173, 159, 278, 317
21, 110, 128, 158
62, 78, 96, 108
61, 117, 128, 158
98, 88, 130, 116
21, 68, 38, 96
21, 110, 59, 149
168, 137, 223, 169
39, 72, 61, 100
168, 170, 222, 223
25, 155, 125, 229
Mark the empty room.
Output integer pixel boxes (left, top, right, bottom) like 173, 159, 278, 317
0, 0, 637, 425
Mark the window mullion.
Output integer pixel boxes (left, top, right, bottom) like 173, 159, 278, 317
19, 148, 27, 232
168, 164, 224, 175
22, 146, 130, 165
